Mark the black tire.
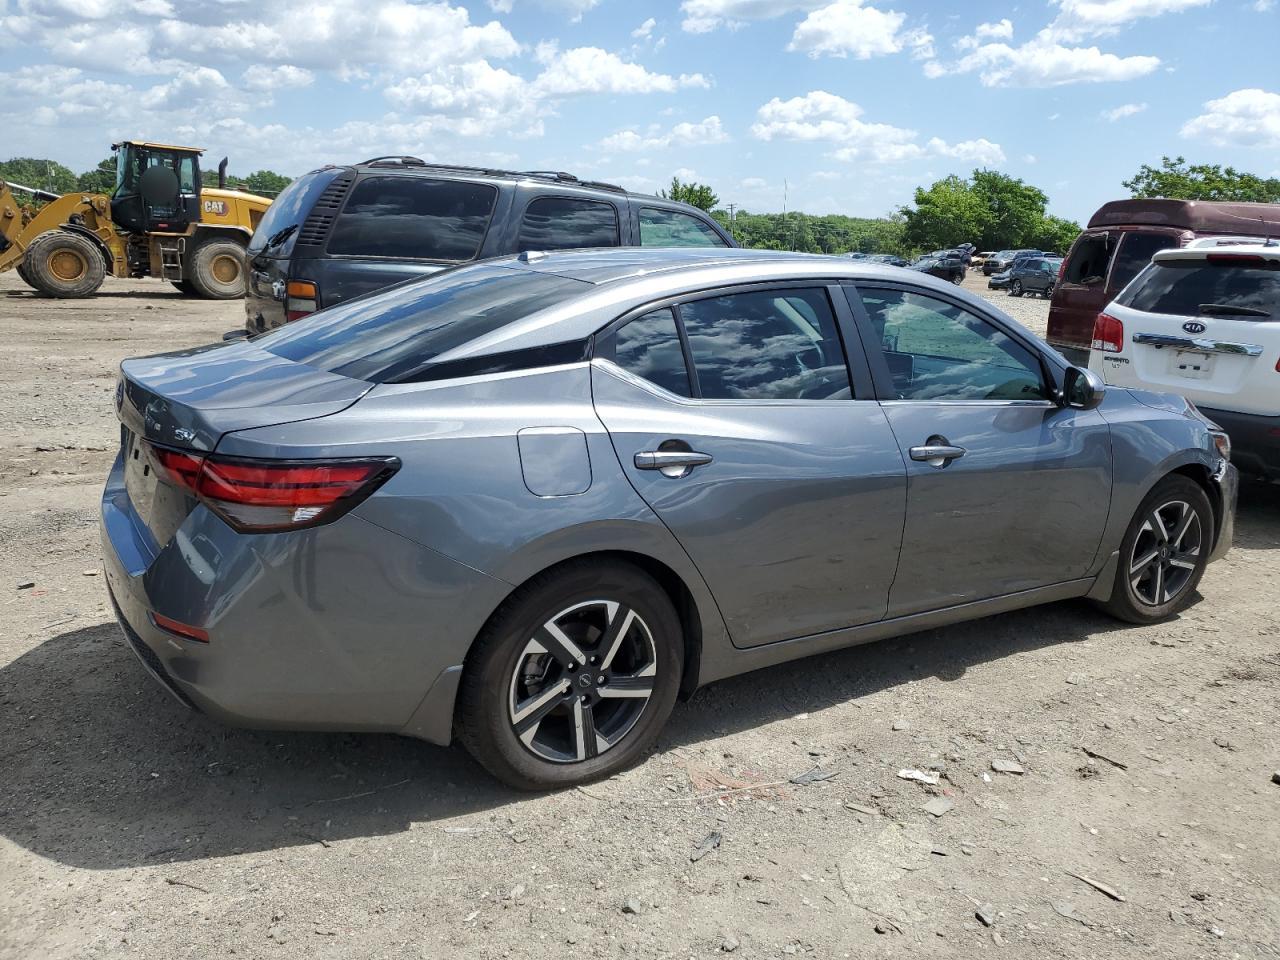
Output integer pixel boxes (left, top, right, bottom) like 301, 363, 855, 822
1009, 279, 1023, 297
15, 259, 34, 288
457, 559, 684, 790
187, 238, 246, 300
951, 273, 963, 285
1042, 283, 1055, 299
171, 280, 200, 296
1096, 475, 1214, 624
23, 230, 105, 298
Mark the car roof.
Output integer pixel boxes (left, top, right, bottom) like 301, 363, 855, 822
1088, 198, 1280, 233
1152, 244, 1280, 263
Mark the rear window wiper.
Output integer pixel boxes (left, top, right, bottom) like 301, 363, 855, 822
264, 223, 298, 250
1198, 303, 1271, 318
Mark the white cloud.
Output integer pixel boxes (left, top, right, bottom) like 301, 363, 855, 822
599, 115, 729, 151
933, 39, 1160, 86
532, 45, 709, 95
974, 17, 1013, 39
241, 64, 314, 91
750, 90, 1004, 166
926, 137, 1006, 165
1047, 0, 1211, 42
1101, 101, 1147, 121
383, 60, 543, 137
787, 0, 915, 60
679, 0, 826, 32
1255, 0, 1276, 10
739, 176, 768, 189
1180, 88, 1280, 148
631, 16, 656, 38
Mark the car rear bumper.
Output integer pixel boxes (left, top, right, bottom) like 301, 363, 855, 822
100, 453, 511, 744
1198, 406, 1280, 481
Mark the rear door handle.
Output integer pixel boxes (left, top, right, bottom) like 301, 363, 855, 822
634, 449, 713, 478
909, 441, 966, 466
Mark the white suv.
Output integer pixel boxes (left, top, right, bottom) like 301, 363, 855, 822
1089, 243, 1279, 480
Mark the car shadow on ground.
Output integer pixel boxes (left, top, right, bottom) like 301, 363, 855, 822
0, 493, 1271, 872
0, 597, 1129, 872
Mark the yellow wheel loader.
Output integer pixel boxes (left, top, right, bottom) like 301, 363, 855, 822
0, 141, 272, 299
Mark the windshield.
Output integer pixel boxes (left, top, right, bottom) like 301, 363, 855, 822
260, 263, 590, 382
247, 167, 345, 258
1118, 257, 1280, 317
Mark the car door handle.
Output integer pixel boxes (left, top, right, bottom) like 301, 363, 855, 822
634, 450, 714, 471
909, 442, 966, 465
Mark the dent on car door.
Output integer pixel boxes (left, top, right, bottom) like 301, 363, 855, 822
845, 284, 1113, 618
591, 285, 907, 649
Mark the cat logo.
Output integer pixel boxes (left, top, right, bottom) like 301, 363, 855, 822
203, 199, 228, 216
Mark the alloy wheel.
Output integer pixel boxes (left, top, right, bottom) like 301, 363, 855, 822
508, 600, 657, 763
1129, 500, 1202, 606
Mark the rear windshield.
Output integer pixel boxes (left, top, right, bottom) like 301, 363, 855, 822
1117, 257, 1280, 317
246, 168, 345, 258
259, 264, 589, 382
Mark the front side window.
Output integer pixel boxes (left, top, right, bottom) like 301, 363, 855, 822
638, 207, 728, 247
678, 288, 852, 400
518, 197, 620, 251
1109, 232, 1180, 292
857, 288, 1048, 402
327, 176, 497, 261
611, 308, 692, 396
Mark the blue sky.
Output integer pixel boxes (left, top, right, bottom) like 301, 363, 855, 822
2, 0, 1277, 224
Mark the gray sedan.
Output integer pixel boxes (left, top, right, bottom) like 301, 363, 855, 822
101, 248, 1237, 789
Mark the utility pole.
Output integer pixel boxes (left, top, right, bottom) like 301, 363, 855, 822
725, 202, 737, 242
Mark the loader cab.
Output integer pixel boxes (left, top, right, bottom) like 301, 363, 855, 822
110, 141, 202, 235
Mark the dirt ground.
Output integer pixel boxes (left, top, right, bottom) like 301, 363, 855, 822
1, 271, 1277, 960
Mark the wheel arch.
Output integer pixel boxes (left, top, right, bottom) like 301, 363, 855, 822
189, 224, 250, 248
49, 223, 113, 272
1168, 461, 1224, 549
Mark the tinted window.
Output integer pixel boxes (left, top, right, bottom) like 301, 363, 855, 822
612, 308, 692, 396
247, 168, 345, 257
1118, 258, 1280, 317
261, 264, 587, 382
518, 197, 619, 251
1109, 233, 1180, 291
678, 289, 851, 400
327, 177, 496, 260
858, 288, 1048, 401
639, 208, 727, 247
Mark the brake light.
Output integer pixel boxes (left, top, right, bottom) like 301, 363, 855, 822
286, 280, 318, 322
1205, 253, 1266, 264
147, 443, 399, 532
1092, 312, 1124, 353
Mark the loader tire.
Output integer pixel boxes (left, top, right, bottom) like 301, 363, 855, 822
24, 231, 105, 299
15, 259, 34, 288
188, 239, 246, 300
171, 280, 199, 296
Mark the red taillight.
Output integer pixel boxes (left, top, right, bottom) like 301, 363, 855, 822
150, 612, 209, 643
285, 279, 318, 323
1092, 312, 1124, 353
147, 443, 399, 532
1205, 253, 1266, 264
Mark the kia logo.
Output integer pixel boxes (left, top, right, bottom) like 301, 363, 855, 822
1182, 321, 1207, 334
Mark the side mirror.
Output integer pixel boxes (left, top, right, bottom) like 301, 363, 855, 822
1062, 365, 1106, 411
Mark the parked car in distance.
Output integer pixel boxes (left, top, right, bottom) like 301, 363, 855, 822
868, 254, 910, 268
986, 249, 1043, 276
972, 251, 995, 270
1089, 243, 1279, 480
1048, 198, 1280, 365
988, 253, 1042, 290
243, 157, 735, 334
911, 254, 965, 284
104, 248, 1236, 789
1006, 256, 1063, 298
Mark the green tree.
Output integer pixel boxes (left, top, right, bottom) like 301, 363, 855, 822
76, 157, 116, 194
1122, 156, 1280, 203
970, 170, 1047, 251
0, 157, 77, 194
239, 170, 293, 196
902, 175, 986, 250
658, 177, 719, 211
1028, 215, 1081, 255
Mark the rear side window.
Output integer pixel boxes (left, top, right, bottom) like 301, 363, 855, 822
1117, 258, 1280, 317
247, 168, 345, 257
327, 177, 497, 260
260, 264, 587, 382
518, 197, 619, 251
1110, 233, 1179, 291
638, 208, 727, 247
1063, 233, 1115, 285
611, 308, 692, 397
678, 288, 852, 400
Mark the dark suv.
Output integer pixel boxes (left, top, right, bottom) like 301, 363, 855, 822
1005, 256, 1062, 298
243, 157, 735, 333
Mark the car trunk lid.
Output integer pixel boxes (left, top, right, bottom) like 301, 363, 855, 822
117, 339, 373, 547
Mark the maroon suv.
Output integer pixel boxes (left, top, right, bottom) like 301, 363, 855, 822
1047, 199, 1280, 364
